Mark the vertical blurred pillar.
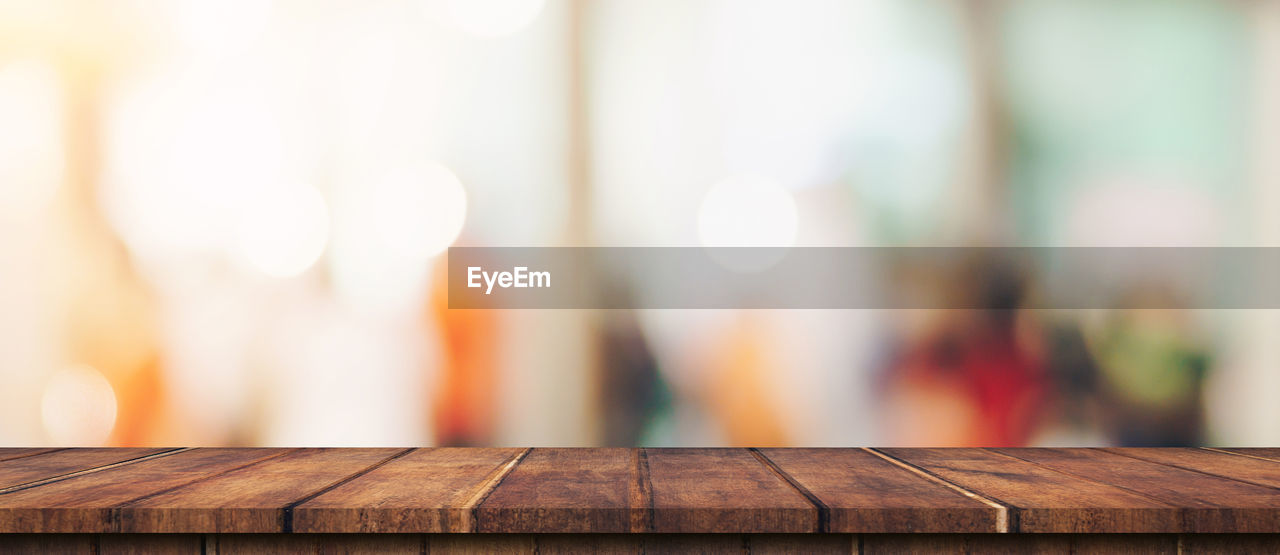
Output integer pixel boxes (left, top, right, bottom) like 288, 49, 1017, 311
1215, 0, 1280, 445
493, 0, 601, 446
57, 52, 165, 446
956, 0, 1011, 244
562, 0, 602, 445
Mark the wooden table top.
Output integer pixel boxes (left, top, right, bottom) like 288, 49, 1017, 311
0, 447, 1278, 535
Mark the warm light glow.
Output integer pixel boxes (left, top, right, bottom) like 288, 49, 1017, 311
330, 161, 467, 313
698, 174, 798, 248
236, 184, 330, 278
375, 161, 468, 260
41, 365, 118, 446
439, 0, 545, 38
0, 59, 63, 213
171, 0, 274, 57
697, 174, 798, 272
103, 77, 285, 258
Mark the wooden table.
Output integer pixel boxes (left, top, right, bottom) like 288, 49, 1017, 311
1, 447, 1278, 553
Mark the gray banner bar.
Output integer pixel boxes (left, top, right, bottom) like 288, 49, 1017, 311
447, 247, 1280, 309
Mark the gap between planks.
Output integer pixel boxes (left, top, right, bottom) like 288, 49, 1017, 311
106, 448, 304, 533
749, 448, 830, 533
630, 448, 655, 533
1202, 447, 1280, 464
984, 448, 1178, 511
863, 448, 1013, 533
0, 448, 193, 496
1099, 447, 1280, 493
459, 448, 532, 533
0, 448, 67, 464
281, 448, 417, 533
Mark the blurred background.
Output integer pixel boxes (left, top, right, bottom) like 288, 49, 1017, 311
2, 0, 1279, 447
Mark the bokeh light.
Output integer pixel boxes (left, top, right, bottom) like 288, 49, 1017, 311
104, 75, 284, 259
697, 174, 799, 272
171, 0, 274, 57
375, 162, 469, 261
330, 161, 468, 313
438, 0, 546, 38
40, 365, 118, 446
235, 183, 330, 278
0, 59, 63, 213
697, 174, 799, 249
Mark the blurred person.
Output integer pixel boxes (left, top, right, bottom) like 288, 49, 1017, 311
1032, 319, 1108, 446
703, 314, 791, 446
879, 258, 1047, 446
598, 305, 672, 446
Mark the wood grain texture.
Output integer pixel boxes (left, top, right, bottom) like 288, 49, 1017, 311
212, 533, 424, 555
0, 534, 95, 554
993, 447, 1280, 533
0, 448, 176, 491
1, 448, 1280, 537
878, 447, 1181, 533
293, 447, 524, 533
758, 448, 1002, 533
1103, 447, 1280, 489
1214, 448, 1280, 462
0, 449, 63, 463
13, 533, 1264, 554
0, 448, 289, 533
476, 448, 642, 533
646, 448, 817, 533
97, 533, 203, 555
861, 533, 1181, 554
116, 448, 406, 533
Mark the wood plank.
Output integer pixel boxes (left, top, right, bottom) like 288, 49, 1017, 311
0, 448, 290, 533
757, 448, 1003, 533
0, 448, 175, 490
214, 533, 423, 555
425, 534, 536, 554
745, 534, 856, 555
861, 533, 1180, 554
476, 448, 640, 533
293, 447, 524, 533
1102, 447, 1280, 489
878, 448, 1179, 533
1180, 533, 1280, 553
97, 533, 203, 555
0, 533, 94, 554
1213, 448, 1280, 462
645, 448, 816, 533
116, 448, 407, 533
0, 449, 63, 463
993, 447, 1280, 533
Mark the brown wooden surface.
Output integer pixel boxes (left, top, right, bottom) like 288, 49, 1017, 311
993, 447, 1280, 533
1216, 448, 1280, 462
1102, 447, 1280, 490
118, 448, 405, 533
0, 448, 287, 533
0, 448, 174, 491
294, 447, 524, 533
757, 448, 1003, 533
0, 448, 62, 463
476, 447, 639, 533
646, 448, 817, 533
4, 533, 1279, 554
1, 447, 1279, 535
877, 447, 1184, 533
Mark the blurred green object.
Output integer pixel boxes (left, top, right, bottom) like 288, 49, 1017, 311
1095, 309, 1209, 446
